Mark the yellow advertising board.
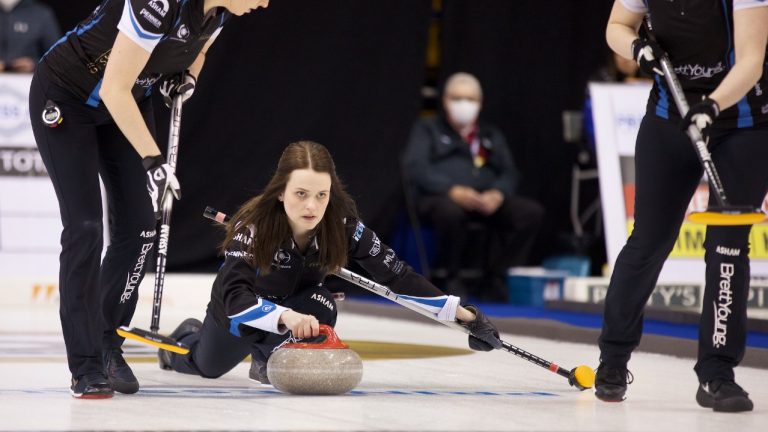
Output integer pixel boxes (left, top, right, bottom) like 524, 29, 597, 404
627, 221, 768, 259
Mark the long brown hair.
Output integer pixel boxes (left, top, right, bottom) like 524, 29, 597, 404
222, 141, 358, 274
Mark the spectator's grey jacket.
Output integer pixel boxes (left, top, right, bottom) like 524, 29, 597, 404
0, 0, 60, 64
403, 116, 520, 200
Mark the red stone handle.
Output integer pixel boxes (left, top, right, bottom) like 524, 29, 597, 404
282, 324, 349, 349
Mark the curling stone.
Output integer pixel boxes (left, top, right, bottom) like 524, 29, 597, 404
267, 325, 363, 395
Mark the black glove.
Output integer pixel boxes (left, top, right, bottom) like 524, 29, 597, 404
159, 71, 196, 108
681, 96, 720, 139
461, 304, 502, 351
631, 38, 665, 76
142, 155, 181, 220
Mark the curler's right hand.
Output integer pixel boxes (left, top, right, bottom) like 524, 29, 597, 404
142, 155, 181, 219
460, 304, 503, 351
278, 310, 320, 339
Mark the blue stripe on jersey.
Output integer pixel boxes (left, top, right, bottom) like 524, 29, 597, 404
655, 75, 670, 119
399, 295, 448, 309
41, 30, 73, 61
42, 12, 106, 60
228, 299, 278, 337
735, 99, 754, 128
86, 79, 103, 107
128, 2, 163, 40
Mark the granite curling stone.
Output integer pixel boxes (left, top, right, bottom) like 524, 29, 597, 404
267, 325, 363, 395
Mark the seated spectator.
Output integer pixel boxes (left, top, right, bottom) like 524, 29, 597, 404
0, 0, 61, 73
403, 72, 544, 300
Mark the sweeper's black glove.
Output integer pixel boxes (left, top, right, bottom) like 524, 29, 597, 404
681, 97, 720, 140
142, 155, 181, 220
159, 71, 196, 108
632, 38, 665, 76
462, 304, 502, 351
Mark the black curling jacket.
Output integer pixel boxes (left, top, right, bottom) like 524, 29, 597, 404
208, 217, 450, 340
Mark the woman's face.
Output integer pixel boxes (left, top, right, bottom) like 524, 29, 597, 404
280, 169, 332, 236
226, 0, 270, 16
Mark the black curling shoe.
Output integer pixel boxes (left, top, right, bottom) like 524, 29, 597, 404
594, 363, 634, 402
249, 358, 270, 385
158, 318, 202, 371
696, 380, 753, 413
103, 348, 139, 394
71, 373, 113, 399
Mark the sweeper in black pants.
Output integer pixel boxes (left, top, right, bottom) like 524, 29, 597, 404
30, 0, 271, 399
597, 0, 768, 412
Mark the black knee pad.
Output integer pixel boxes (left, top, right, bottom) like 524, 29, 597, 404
68, 219, 103, 245
199, 371, 225, 379
282, 286, 338, 327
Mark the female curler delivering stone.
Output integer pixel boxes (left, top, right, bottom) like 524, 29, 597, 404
202, 207, 595, 393
153, 141, 504, 395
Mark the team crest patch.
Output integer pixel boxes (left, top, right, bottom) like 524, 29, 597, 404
353, 221, 365, 241
370, 234, 381, 256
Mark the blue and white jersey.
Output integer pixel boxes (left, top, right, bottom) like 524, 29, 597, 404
41, 0, 228, 107
620, 0, 768, 128
227, 297, 290, 337
209, 217, 460, 340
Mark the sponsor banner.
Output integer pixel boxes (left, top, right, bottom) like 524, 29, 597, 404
590, 82, 649, 272
0, 146, 48, 176
590, 82, 768, 284
625, 221, 768, 259
0, 75, 35, 145
750, 285, 768, 309
587, 283, 702, 308
583, 280, 767, 309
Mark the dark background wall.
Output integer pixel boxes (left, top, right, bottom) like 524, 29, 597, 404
40, 0, 613, 271
440, 1, 613, 261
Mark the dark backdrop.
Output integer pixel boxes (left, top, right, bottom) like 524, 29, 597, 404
40, 0, 613, 271
440, 1, 613, 260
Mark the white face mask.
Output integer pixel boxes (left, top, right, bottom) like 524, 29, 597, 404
446, 99, 480, 127
0, 0, 21, 12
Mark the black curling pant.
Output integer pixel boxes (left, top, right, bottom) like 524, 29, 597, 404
599, 115, 768, 383
168, 286, 338, 379
29, 66, 157, 378
418, 194, 544, 276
